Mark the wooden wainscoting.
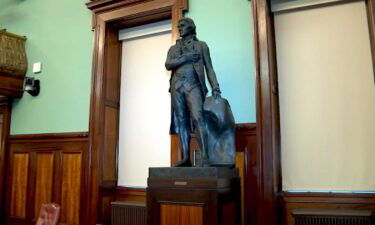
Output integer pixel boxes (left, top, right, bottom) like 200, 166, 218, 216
235, 123, 257, 225
4, 132, 88, 225
281, 192, 375, 225
116, 187, 147, 203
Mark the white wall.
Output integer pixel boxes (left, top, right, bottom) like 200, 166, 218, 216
118, 21, 172, 187
275, 1, 375, 191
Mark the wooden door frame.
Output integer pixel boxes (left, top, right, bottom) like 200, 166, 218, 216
86, 0, 187, 224
0, 98, 11, 222
251, 0, 375, 224
251, 0, 281, 224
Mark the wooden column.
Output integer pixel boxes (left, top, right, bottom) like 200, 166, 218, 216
0, 99, 11, 221
251, 0, 282, 224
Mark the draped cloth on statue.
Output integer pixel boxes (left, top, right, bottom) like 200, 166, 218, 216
204, 96, 236, 167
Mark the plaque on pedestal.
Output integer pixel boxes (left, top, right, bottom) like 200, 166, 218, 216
147, 167, 241, 225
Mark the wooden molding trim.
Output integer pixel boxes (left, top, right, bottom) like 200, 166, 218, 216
87, 0, 147, 12
116, 186, 146, 203
281, 192, 375, 225
236, 123, 256, 133
87, 0, 189, 13
9, 132, 89, 142
0, 75, 24, 98
283, 192, 375, 200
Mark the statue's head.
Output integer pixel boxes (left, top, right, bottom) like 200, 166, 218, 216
178, 17, 196, 38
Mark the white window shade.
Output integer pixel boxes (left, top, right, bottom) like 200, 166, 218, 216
275, 1, 375, 192
118, 21, 172, 187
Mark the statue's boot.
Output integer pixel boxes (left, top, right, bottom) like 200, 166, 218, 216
175, 158, 192, 167
196, 124, 210, 167
175, 126, 192, 167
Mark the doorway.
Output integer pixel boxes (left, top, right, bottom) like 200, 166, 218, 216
118, 20, 172, 187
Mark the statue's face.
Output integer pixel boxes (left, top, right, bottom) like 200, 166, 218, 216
178, 20, 192, 38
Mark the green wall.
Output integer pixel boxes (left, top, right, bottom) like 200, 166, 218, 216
187, 0, 256, 123
0, 0, 255, 135
0, 0, 93, 134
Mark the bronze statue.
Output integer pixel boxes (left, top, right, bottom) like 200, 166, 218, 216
166, 17, 235, 167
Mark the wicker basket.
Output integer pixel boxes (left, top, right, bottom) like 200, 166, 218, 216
0, 29, 27, 77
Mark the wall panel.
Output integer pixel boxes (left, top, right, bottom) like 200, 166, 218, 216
5, 133, 88, 225
102, 106, 118, 182
34, 153, 54, 218
61, 153, 82, 225
160, 204, 203, 225
10, 153, 29, 218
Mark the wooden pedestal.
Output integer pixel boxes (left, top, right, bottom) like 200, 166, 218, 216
147, 167, 241, 225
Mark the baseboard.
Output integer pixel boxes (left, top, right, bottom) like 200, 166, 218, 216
281, 192, 375, 225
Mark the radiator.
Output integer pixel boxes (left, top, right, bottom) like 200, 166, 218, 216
293, 209, 373, 225
111, 201, 146, 225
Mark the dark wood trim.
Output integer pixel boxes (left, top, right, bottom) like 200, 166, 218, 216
235, 123, 257, 133
9, 132, 89, 142
115, 186, 147, 203
0, 96, 7, 104
235, 123, 257, 225
366, 0, 375, 82
252, 0, 282, 224
86, 1, 188, 224
0, 100, 11, 221
87, 0, 147, 12
282, 192, 375, 205
281, 192, 375, 225
0, 75, 24, 98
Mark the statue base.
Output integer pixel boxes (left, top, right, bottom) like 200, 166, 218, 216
146, 167, 241, 225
